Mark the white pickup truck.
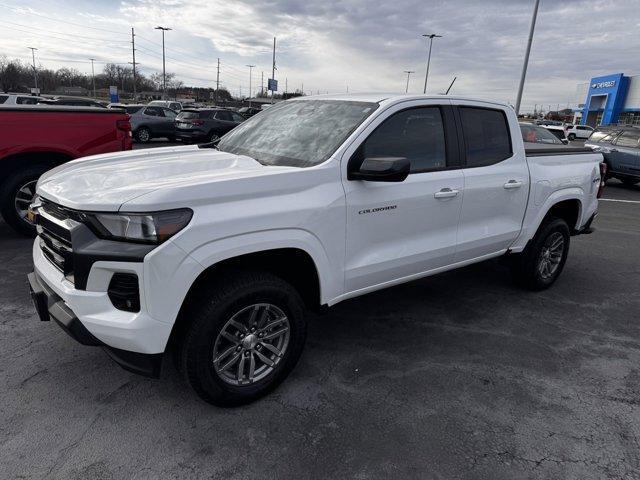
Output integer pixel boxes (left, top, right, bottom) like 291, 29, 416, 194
27, 94, 605, 405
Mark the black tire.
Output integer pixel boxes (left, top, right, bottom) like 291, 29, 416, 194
0, 166, 46, 236
510, 217, 570, 291
621, 178, 639, 186
567, 133, 576, 141
208, 132, 221, 143
178, 271, 307, 406
135, 127, 151, 143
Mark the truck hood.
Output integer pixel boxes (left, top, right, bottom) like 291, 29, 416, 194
37, 145, 296, 211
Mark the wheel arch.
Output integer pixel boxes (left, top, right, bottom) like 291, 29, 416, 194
0, 150, 75, 180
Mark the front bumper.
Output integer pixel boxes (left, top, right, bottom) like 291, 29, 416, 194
28, 271, 162, 377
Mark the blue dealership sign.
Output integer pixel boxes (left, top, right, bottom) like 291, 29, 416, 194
581, 73, 629, 126
268, 79, 278, 92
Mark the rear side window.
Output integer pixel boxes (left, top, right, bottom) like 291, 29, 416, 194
613, 131, 640, 148
547, 129, 566, 141
460, 107, 512, 167
361, 107, 446, 173
215, 111, 233, 121
144, 107, 164, 117
126, 106, 143, 114
0, 95, 7, 104
176, 111, 199, 120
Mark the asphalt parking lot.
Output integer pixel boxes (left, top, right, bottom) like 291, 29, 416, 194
1, 176, 639, 479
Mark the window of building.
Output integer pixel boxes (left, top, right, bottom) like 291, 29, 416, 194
360, 107, 446, 173
459, 107, 512, 167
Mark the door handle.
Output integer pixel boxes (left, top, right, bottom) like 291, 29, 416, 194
434, 188, 459, 199
503, 180, 523, 189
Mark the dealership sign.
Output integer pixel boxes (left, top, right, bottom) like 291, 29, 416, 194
591, 80, 616, 89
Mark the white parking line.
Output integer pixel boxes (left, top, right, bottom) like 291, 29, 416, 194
600, 198, 640, 204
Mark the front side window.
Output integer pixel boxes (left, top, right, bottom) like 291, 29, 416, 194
231, 112, 245, 123
360, 107, 446, 172
163, 108, 177, 119
613, 131, 640, 148
217, 100, 377, 167
17, 96, 38, 104
215, 111, 233, 121
144, 107, 164, 117
460, 107, 512, 167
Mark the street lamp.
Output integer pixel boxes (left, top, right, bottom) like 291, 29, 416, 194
403, 70, 415, 93
27, 47, 38, 91
246, 64, 255, 106
155, 26, 172, 99
89, 58, 96, 98
422, 33, 442, 94
514, 0, 540, 115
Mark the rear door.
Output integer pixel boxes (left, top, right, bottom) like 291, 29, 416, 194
610, 130, 640, 175
161, 108, 177, 136
454, 103, 529, 261
343, 100, 465, 292
214, 110, 238, 135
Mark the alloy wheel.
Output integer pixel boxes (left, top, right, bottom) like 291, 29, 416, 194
537, 232, 564, 280
14, 180, 37, 223
212, 303, 290, 386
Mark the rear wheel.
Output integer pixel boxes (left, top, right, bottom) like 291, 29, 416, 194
567, 133, 576, 141
208, 132, 220, 143
135, 127, 151, 143
178, 271, 307, 406
510, 217, 570, 290
0, 166, 45, 236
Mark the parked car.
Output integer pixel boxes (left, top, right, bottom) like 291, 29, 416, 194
39, 96, 107, 108
0, 105, 131, 235
148, 100, 183, 111
0, 93, 45, 105
26, 94, 605, 406
535, 119, 563, 126
520, 123, 566, 145
238, 106, 262, 118
175, 108, 245, 143
565, 124, 594, 141
542, 125, 569, 144
586, 126, 640, 186
129, 105, 178, 143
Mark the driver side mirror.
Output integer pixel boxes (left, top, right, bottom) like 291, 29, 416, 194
348, 157, 410, 182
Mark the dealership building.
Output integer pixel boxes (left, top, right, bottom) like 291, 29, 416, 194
574, 73, 640, 126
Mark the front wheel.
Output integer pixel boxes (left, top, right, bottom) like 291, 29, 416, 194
135, 127, 151, 143
510, 217, 570, 290
178, 271, 307, 406
567, 133, 576, 141
0, 167, 45, 236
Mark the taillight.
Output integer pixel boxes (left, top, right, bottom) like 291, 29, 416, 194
597, 162, 607, 198
116, 119, 131, 132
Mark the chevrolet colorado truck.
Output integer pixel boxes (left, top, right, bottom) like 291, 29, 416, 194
27, 95, 605, 406
0, 105, 132, 235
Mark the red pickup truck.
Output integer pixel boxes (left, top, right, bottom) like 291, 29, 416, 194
0, 106, 132, 235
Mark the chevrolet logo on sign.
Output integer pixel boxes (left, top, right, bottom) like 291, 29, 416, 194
591, 80, 616, 89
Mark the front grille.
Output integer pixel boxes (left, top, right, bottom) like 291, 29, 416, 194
108, 273, 140, 312
37, 201, 77, 284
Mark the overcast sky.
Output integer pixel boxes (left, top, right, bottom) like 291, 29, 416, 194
1, 0, 639, 111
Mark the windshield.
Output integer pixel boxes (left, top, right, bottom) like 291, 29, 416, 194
520, 124, 563, 144
217, 100, 378, 167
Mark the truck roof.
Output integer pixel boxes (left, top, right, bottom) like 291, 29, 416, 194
294, 93, 512, 109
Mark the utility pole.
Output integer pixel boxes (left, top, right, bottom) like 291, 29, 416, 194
89, 58, 96, 98
215, 58, 220, 105
285, 77, 288, 98
246, 64, 255, 106
155, 26, 171, 99
271, 37, 276, 104
261, 71, 264, 96
422, 33, 442, 94
131, 28, 137, 101
301, 82, 303, 95
27, 47, 38, 91
403, 70, 414, 93
514, 0, 540, 115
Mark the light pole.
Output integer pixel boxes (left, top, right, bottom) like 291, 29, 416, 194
403, 70, 414, 93
89, 58, 96, 98
246, 64, 255, 106
27, 47, 38, 91
422, 33, 442, 94
155, 26, 171, 99
514, 0, 540, 115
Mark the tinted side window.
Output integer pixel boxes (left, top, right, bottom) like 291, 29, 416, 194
163, 108, 177, 118
0, 95, 7, 104
126, 106, 143, 114
361, 107, 446, 173
144, 107, 164, 117
460, 107, 512, 166
613, 131, 640, 148
17, 96, 38, 104
231, 113, 245, 122
215, 111, 233, 121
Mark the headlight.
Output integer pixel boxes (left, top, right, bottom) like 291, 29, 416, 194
88, 208, 193, 244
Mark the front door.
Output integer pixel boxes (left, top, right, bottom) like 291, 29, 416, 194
454, 104, 529, 261
343, 101, 464, 293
